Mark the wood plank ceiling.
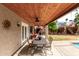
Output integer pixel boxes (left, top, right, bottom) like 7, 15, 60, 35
2, 3, 78, 26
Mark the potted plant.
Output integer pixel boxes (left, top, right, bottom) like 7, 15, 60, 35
48, 36, 53, 49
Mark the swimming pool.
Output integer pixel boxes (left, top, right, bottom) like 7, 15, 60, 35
73, 43, 79, 48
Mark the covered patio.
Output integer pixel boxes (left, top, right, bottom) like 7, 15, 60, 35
0, 3, 79, 56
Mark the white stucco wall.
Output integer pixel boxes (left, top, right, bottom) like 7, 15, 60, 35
0, 4, 27, 56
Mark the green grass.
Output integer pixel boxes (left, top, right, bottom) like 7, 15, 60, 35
48, 35, 79, 41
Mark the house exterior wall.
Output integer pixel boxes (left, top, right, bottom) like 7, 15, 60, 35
0, 4, 28, 56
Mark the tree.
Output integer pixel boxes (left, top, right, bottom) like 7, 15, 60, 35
74, 14, 79, 25
63, 18, 68, 34
48, 21, 58, 34
74, 14, 79, 34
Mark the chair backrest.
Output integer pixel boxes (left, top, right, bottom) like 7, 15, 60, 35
33, 36, 47, 45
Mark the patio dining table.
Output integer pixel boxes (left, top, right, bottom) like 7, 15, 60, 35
30, 36, 47, 55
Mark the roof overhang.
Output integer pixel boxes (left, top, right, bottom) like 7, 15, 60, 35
2, 3, 78, 26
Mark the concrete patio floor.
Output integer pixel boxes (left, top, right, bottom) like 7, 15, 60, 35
13, 42, 61, 56
53, 40, 79, 56
14, 40, 79, 56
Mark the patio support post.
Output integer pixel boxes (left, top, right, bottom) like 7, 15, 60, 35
45, 25, 49, 43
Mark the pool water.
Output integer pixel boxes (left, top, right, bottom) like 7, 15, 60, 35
73, 43, 79, 48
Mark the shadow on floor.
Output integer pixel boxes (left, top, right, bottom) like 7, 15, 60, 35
18, 45, 46, 56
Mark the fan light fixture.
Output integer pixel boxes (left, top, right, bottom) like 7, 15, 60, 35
35, 17, 39, 22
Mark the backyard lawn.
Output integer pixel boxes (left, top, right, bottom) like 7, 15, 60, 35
49, 35, 79, 41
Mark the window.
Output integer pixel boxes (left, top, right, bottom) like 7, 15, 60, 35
30, 26, 33, 33
22, 26, 24, 40
25, 27, 27, 39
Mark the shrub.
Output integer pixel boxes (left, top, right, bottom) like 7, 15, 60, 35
48, 36, 53, 41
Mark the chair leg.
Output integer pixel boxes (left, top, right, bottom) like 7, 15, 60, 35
31, 46, 37, 56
